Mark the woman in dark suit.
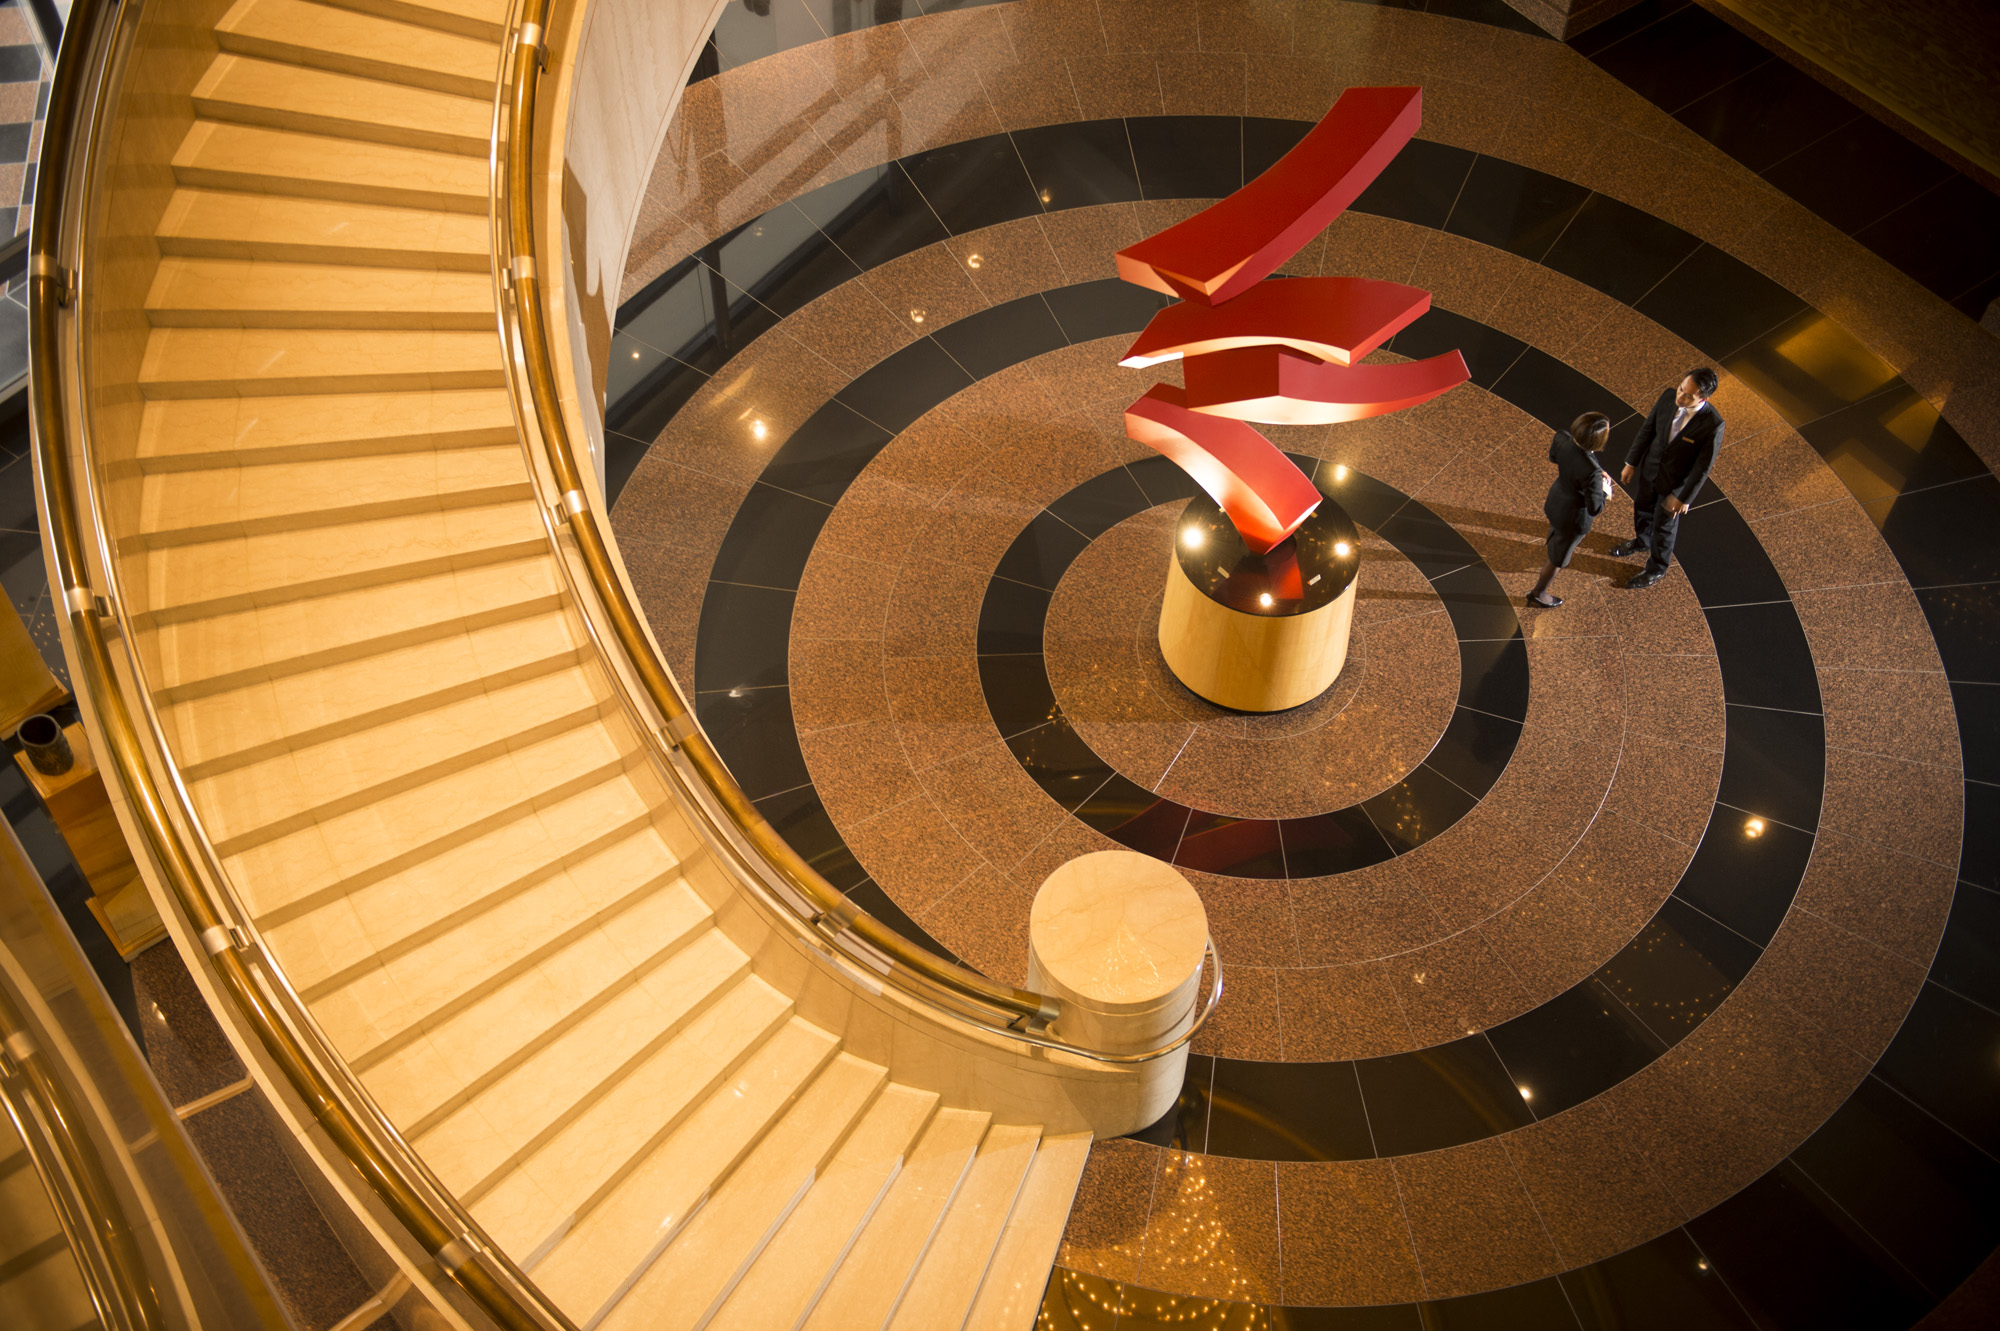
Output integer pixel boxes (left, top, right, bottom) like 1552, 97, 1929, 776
1527, 411, 1612, 608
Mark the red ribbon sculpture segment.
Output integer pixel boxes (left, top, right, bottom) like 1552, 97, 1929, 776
1182, 346, 1471, 426
1118, 275, 1432, 369
1115, 86, 1470, 551
1125, 386, 1324, 554
1116, 86, 1424, 306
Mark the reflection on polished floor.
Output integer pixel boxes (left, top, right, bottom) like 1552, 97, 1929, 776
608, 1, 2000, 1326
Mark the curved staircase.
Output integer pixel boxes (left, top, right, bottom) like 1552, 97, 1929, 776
115, 1, 1091, 1326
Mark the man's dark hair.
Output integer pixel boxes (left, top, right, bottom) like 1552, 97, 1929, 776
1687, 366, 1719, 397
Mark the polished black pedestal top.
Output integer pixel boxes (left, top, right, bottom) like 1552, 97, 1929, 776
1173, 480, 1360, 616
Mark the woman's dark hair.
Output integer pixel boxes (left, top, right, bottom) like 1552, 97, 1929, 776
1687, 366, 1720, 397
1569, 411, 1611, 451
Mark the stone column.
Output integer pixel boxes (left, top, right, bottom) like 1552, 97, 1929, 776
1028, 851, 1209, 1134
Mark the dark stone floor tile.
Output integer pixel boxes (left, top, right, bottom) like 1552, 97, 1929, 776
1872, 981, 2000, 1160
1127, 115, 1242, 200
1672, 495, 1791, 606
1391, 306, 1528, 389
1674, 800, 1815, 946
1790, 1073, 2000, 1298
1586, 4, 1772, 112
754, 784, 867, 891
1041, 275, 1171, 343
1866, 476, 2000, 590
835, 335, 975, 432
1853, 174, 2000, 306
1713, 704, 1825, 836
1350, 136, 1476, 230
1488, 980, 1667, 1120
1243, 116, 1311, 181
1672, 59, 1861, 175
696, 686, 810, 800
931, 291, 1070, 379
694, 581, 795, 693
1759, 113, 1955, 236
1560, 1227, 1757, 1331
1595, 897, 1758, 1048
977, 577, 1052, 655
1687, 1161, 1929, 1331
1541, 190, 1703, 307
901, 132, 1044, 234
1798, 381, 1987, 504
710, 200, 868, 321
1172, 811, 1287, 879
795, 160, 953, 271
1634, 244, 1806, 360
1355, 1035, 1534, 1156
1930, 883, 2000, 1014
760, 401, 896, 503
1005, 715, 1114, 812
709, 482, 834, 589
1914, 580, 2000, 684
1204, 1058, 1375, 1162
978, 653, 1057, 738
1417, 1276, 1583, 1330
1364, 762, 1479, 854
1702, 602, 1820, 713
1011, 119, 1141, 208
1489, 345, 1628, 434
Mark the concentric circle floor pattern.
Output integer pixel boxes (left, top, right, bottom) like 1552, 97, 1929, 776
606, 5, 1998, 1327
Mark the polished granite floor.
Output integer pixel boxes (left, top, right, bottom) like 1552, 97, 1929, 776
608, 2, 2000, 1326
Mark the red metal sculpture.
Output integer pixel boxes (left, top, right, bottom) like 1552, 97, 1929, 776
1117, 86, 1470, 552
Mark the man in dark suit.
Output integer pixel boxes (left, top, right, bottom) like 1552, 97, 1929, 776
1610, 366, 1724, 590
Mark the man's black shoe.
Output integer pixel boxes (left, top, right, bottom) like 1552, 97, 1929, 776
1609, 540, 1647, 558
1625, 570, 1664, 590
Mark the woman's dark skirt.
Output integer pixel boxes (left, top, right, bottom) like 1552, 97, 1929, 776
1546, 525, 1589, 568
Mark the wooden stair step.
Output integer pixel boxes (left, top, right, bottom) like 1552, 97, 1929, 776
136, 388, 515, 470
145, 256, 495, 330
216, 0, 497, 97
887, 1124, 1044, 1331
193, 53, 490, 154
706, 1084, 941, 1331
470, 976, 796, 1263
597, 1053, 891, 1331
172, 121, 487, 213
350, 875, 713, 1119
145, 552, 560, 698
801, 1108, 994, 1331
964, 1132, 1093, 1331
155, 190, 489, 273
139, 326, 503, 398
530, 1018, 842, 1322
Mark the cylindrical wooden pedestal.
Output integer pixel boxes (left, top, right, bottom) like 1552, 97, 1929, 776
1028, 851, 1208, 1132
1156, 488, 1361, 712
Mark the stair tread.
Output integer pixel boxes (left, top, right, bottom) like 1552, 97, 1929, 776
141, 496, 541, 618
350, 875, 713, 1121
188, 661, 604, 845
194, 53, 489, 153
145, 551, 558, 695
216, 0, 497, 96
887, 1124, 1044, 1331
324, 0, 509, 41
598, 1053, 891, 1331
707, 1084, 941, 1331
173, 121, 487, 213
471, 976, 794, 1262
418, 926, 748, 1198
160, 604, 578, 774
254, 770, 657, 956
531, 1017, 842, 1321
963, 1131, 1092, 1331
219, 722, 634, 924
802, 1107, 995, 1331
157, 190, 489, 271
139, 325, 504, 397
145, 256, 495, 329
140, 444, 529, 545
137, 387, 514, 466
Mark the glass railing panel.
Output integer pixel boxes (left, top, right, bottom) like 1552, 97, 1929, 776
0, 815, 289, 1330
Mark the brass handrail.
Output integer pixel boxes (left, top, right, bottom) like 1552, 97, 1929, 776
29, 2, 576, 1329
0, 985, 159, 1331
495, 0, 1222, 1056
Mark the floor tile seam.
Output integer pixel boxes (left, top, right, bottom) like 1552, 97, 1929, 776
1790, 898, 1947, 984
1819, 737, 1966, 779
